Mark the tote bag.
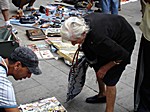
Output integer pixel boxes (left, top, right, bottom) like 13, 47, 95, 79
66, 48, 89, 102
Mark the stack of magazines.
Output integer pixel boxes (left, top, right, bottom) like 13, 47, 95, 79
19, 97, 67, 112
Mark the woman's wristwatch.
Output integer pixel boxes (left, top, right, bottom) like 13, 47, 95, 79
113, 61, 120, 65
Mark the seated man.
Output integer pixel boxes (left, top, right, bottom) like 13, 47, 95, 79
0, 46, 42, 112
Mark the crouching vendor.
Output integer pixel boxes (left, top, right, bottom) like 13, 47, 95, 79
0, 47, 41, 112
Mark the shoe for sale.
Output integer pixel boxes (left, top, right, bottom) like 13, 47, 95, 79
85, 95, 106, 103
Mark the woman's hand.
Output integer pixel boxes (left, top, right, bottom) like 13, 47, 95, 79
96, 60, 122, 79
96, 66, 108, 79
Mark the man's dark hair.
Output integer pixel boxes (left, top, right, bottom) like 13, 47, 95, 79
8, 57, 26, 67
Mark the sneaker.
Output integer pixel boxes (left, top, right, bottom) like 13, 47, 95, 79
26, 6, 36, 11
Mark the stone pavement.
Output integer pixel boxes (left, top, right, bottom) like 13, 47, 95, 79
0, 0, 142, 111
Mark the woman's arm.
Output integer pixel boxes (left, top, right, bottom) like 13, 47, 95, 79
96, 60, 122, 79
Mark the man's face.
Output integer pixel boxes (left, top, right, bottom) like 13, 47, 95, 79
12, 61, 32, 80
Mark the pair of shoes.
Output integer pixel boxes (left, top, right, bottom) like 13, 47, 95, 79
86, 95, 106, 103
26, 6, 35, 11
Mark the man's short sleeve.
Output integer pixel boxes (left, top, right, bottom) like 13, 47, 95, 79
0, 66, 17, 108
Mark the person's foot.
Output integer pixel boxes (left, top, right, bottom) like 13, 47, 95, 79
118, 8, 121, 11
94, 8, 102, 13
17, 8, 24, 17
12, 27, 18, 34
135, 22, 141, 26
5, 22, 18, 34
26, 6, 36, 11
85, 95, 106, 103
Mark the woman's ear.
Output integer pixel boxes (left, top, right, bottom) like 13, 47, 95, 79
82, 32, 87, 38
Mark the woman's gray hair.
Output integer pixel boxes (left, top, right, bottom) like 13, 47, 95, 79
60, 16, 89, 40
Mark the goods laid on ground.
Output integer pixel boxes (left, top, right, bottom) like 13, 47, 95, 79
19, 97, 67, 112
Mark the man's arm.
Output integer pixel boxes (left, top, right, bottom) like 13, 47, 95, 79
4, 107, 20, 112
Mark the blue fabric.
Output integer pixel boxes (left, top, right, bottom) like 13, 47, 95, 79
101, 0, 119, 14
0, 105, 18, 108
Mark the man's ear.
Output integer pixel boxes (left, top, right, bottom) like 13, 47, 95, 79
14, 61, 22, 70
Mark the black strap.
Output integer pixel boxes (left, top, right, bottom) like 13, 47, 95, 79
0, 63, 7, 72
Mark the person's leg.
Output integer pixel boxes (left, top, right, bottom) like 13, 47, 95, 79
106, 86, 116, 112
135, 0, 145, 26
28, 0, 36, 7
97, 76, 106, 96
1, 0, 18, 34
19, 0, 29, 9
118, 0, 121, 11
101, 0, 110, 13
86, 75, 106, 103
111, 0, 119, 14
1, 9, 9, 22
140, 0, 146, 17
0, 0, 10, 24
26, 0, 36, 11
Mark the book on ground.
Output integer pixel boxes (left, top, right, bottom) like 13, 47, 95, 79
26, 29, 47, 40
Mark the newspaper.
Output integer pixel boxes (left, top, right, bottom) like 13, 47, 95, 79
19, 97, 67, 112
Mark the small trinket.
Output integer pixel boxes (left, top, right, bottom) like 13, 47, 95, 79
46, 8, 49, 16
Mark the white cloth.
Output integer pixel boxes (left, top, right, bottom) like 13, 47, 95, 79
139, 3, 150, 41
0, 0, 10, 10
0, 56, 17, 108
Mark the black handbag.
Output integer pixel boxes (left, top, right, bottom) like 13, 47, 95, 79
0, 25, 19, 58
66, 47, 89, 102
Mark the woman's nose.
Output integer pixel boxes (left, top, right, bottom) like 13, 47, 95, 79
71, 41, 76, 46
